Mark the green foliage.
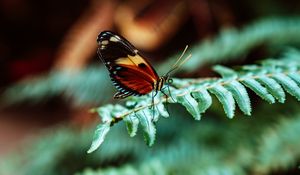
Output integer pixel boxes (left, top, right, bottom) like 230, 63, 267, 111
2, 16, 300, 175
88, 51, 300, 152
1, 66, 113, 107
81, 101, 300, 175
3, 17, 300, 107
158, 17, 300, 73
2, 101, 300, 175
0, 124, 148, 175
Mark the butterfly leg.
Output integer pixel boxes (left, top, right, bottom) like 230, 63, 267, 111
151, 90, 159, 119
166, 85, 176, 102
160, 88, 172, 116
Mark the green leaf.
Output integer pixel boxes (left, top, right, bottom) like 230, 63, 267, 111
87, 123, 111, 154
124, 113, 139, 137
288, 73, 300, 87
241, 78, 275, 103
94, 104, 114, 122
256, 76, 286, 103
213, 65, 237, 79
191, 88, 212, 114
136, 110, 156, 146
156, 102, 169, 118
209, 84, 235, 118
176, 92, 201, 120
224, 80, 251, 115
272, 73, 300, 101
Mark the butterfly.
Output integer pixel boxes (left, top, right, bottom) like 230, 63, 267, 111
97, 31, 190, 99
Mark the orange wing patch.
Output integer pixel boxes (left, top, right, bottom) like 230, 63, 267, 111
115, 54, 158, 81
114, 64, 156, 95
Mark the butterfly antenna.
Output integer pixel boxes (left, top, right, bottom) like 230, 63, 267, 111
171, 45, 189, 69
166, 53, 192, 76
175, 54, 192, 70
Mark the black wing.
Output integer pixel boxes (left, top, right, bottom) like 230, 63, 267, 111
97, 31, 159, 98
97, 31, 137, 60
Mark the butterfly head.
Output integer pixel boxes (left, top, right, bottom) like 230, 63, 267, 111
161, 75, 173, 85
155, 75, 173, 92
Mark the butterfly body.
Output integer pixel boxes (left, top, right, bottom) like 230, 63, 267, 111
97, 31, 167, 99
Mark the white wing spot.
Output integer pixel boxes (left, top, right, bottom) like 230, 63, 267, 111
101, 40, 109, 45
110, 36, 119, 42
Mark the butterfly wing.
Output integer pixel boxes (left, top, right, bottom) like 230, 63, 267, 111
97, 31, 159, 98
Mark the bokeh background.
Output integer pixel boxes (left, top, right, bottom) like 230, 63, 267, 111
1, 0, 300, 175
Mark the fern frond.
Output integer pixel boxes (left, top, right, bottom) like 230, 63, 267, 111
253, 111, 300, 174
88, 52, 300, 152
3, 17, 300, 107
0, 123, 148, 175
78, 101, 300, 175
2, 101, 300, 175
158, 17, 300, 73
1, 66, 113, 107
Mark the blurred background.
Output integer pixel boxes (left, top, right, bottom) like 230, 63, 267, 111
1, 0, 300, 175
